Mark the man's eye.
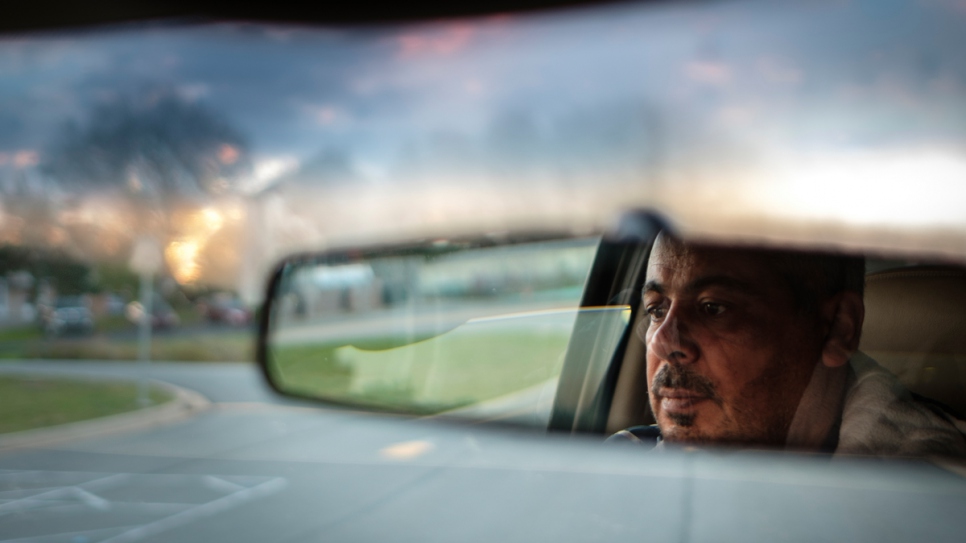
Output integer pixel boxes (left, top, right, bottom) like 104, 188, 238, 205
646, 305, 667, 320
701, 302, 726, 316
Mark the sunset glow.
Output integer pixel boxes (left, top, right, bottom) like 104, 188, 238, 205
163, 202, 246, 285
165, 239, 202, 284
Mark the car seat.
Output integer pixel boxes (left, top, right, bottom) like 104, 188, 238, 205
859, 266, 966, 419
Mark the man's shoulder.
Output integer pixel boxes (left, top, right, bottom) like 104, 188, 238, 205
839, 352, 966, 457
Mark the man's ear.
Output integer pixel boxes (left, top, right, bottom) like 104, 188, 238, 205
820, 291, 865, 368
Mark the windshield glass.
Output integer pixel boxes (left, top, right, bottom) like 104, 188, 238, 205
3, 0, 966, 541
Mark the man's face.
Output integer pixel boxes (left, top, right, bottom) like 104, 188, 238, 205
643, 236, 824, 446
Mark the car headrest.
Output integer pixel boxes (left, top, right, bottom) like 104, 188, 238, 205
859, 266, 966, 418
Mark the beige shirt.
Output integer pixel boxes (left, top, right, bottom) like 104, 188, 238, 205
787, 351, 966, 457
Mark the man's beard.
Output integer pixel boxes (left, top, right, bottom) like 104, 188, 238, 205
650, 363, 721, 428
650, 359, 801, 447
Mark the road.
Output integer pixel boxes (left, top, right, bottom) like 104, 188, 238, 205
0, 360, 285, 404
0, 362, 964, 543
0, 358, 646, 543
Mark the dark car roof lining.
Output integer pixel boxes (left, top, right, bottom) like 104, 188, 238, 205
3, 0, 656, 34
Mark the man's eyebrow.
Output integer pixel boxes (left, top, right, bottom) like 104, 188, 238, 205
686, 275, 760, 296
643, 280, 664, 295
642, 276, 762, 298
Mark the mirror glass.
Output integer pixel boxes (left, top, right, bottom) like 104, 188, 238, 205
265, 236, 631, 424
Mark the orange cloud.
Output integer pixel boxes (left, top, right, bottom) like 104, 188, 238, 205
13, 150, 38, 168
395, 24, 476, 59
218, 144, 240, 165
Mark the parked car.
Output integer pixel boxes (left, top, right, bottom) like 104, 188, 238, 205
125, 298, 180, 330
199, 293, 253, 326
38, 296, 94, 336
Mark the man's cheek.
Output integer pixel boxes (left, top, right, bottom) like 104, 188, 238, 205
644, 353, 661, 386
705, 325, 762, 353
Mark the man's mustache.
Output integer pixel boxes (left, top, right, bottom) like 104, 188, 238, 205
651, 363, 719, 402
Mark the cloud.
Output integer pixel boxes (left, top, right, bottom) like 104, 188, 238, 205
4, 0, 966, 192
237, 155, 300, 194
302, 104, 343, 126
685, 60, 733, 86
177, 82, 210, 101
12, 149, 39, 168
218, 144, 241, 165
756, 56, 803, 86
394, 24, 476, 59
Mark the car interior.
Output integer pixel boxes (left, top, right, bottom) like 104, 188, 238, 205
255, 205, 966, 462
860, 266, 966, 420
543, 230, 966, 449
606, 259, 966, 434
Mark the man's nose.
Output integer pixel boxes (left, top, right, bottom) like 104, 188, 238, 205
647, 307, 699, 365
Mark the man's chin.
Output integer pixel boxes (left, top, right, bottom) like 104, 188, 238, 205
657, 412, 722, 444
666, 411, 696, 427
660, 426, 711, 444
659, 418, 784, 448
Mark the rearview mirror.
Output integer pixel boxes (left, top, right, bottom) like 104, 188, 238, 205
257, 234, 635, 425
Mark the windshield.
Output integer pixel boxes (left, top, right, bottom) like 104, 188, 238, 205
3, 0, 966, 541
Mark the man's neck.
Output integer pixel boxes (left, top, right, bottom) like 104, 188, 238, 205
784, 359, 853, 452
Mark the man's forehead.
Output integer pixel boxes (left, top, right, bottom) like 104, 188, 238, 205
646, 236, 776, 290
648, 235, 699, 270
647, 236, 729, 276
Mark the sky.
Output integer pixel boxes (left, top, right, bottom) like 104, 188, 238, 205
3, 0, 966, 288
1, 0, 962, 195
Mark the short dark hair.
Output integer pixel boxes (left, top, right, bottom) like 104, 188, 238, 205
654, 232, 865, 315
761, 250, 865, 315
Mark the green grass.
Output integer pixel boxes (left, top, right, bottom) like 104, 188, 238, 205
0, 314, 134, 343
0, 324, 42, 342
19, 332, 254, 362
94, 314, 136, 334
0, 376, 173, 434
270, 326, 571, 414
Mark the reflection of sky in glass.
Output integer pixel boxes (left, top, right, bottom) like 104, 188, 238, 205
3, 0, 966, 289
2, 0, 964, 187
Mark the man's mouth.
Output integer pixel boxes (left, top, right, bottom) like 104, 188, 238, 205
659, 388, 709, 413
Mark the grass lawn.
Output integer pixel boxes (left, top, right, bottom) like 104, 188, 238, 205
0, 375, 173, 434
0, 324, 42, 342
20, 331, 254, 362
